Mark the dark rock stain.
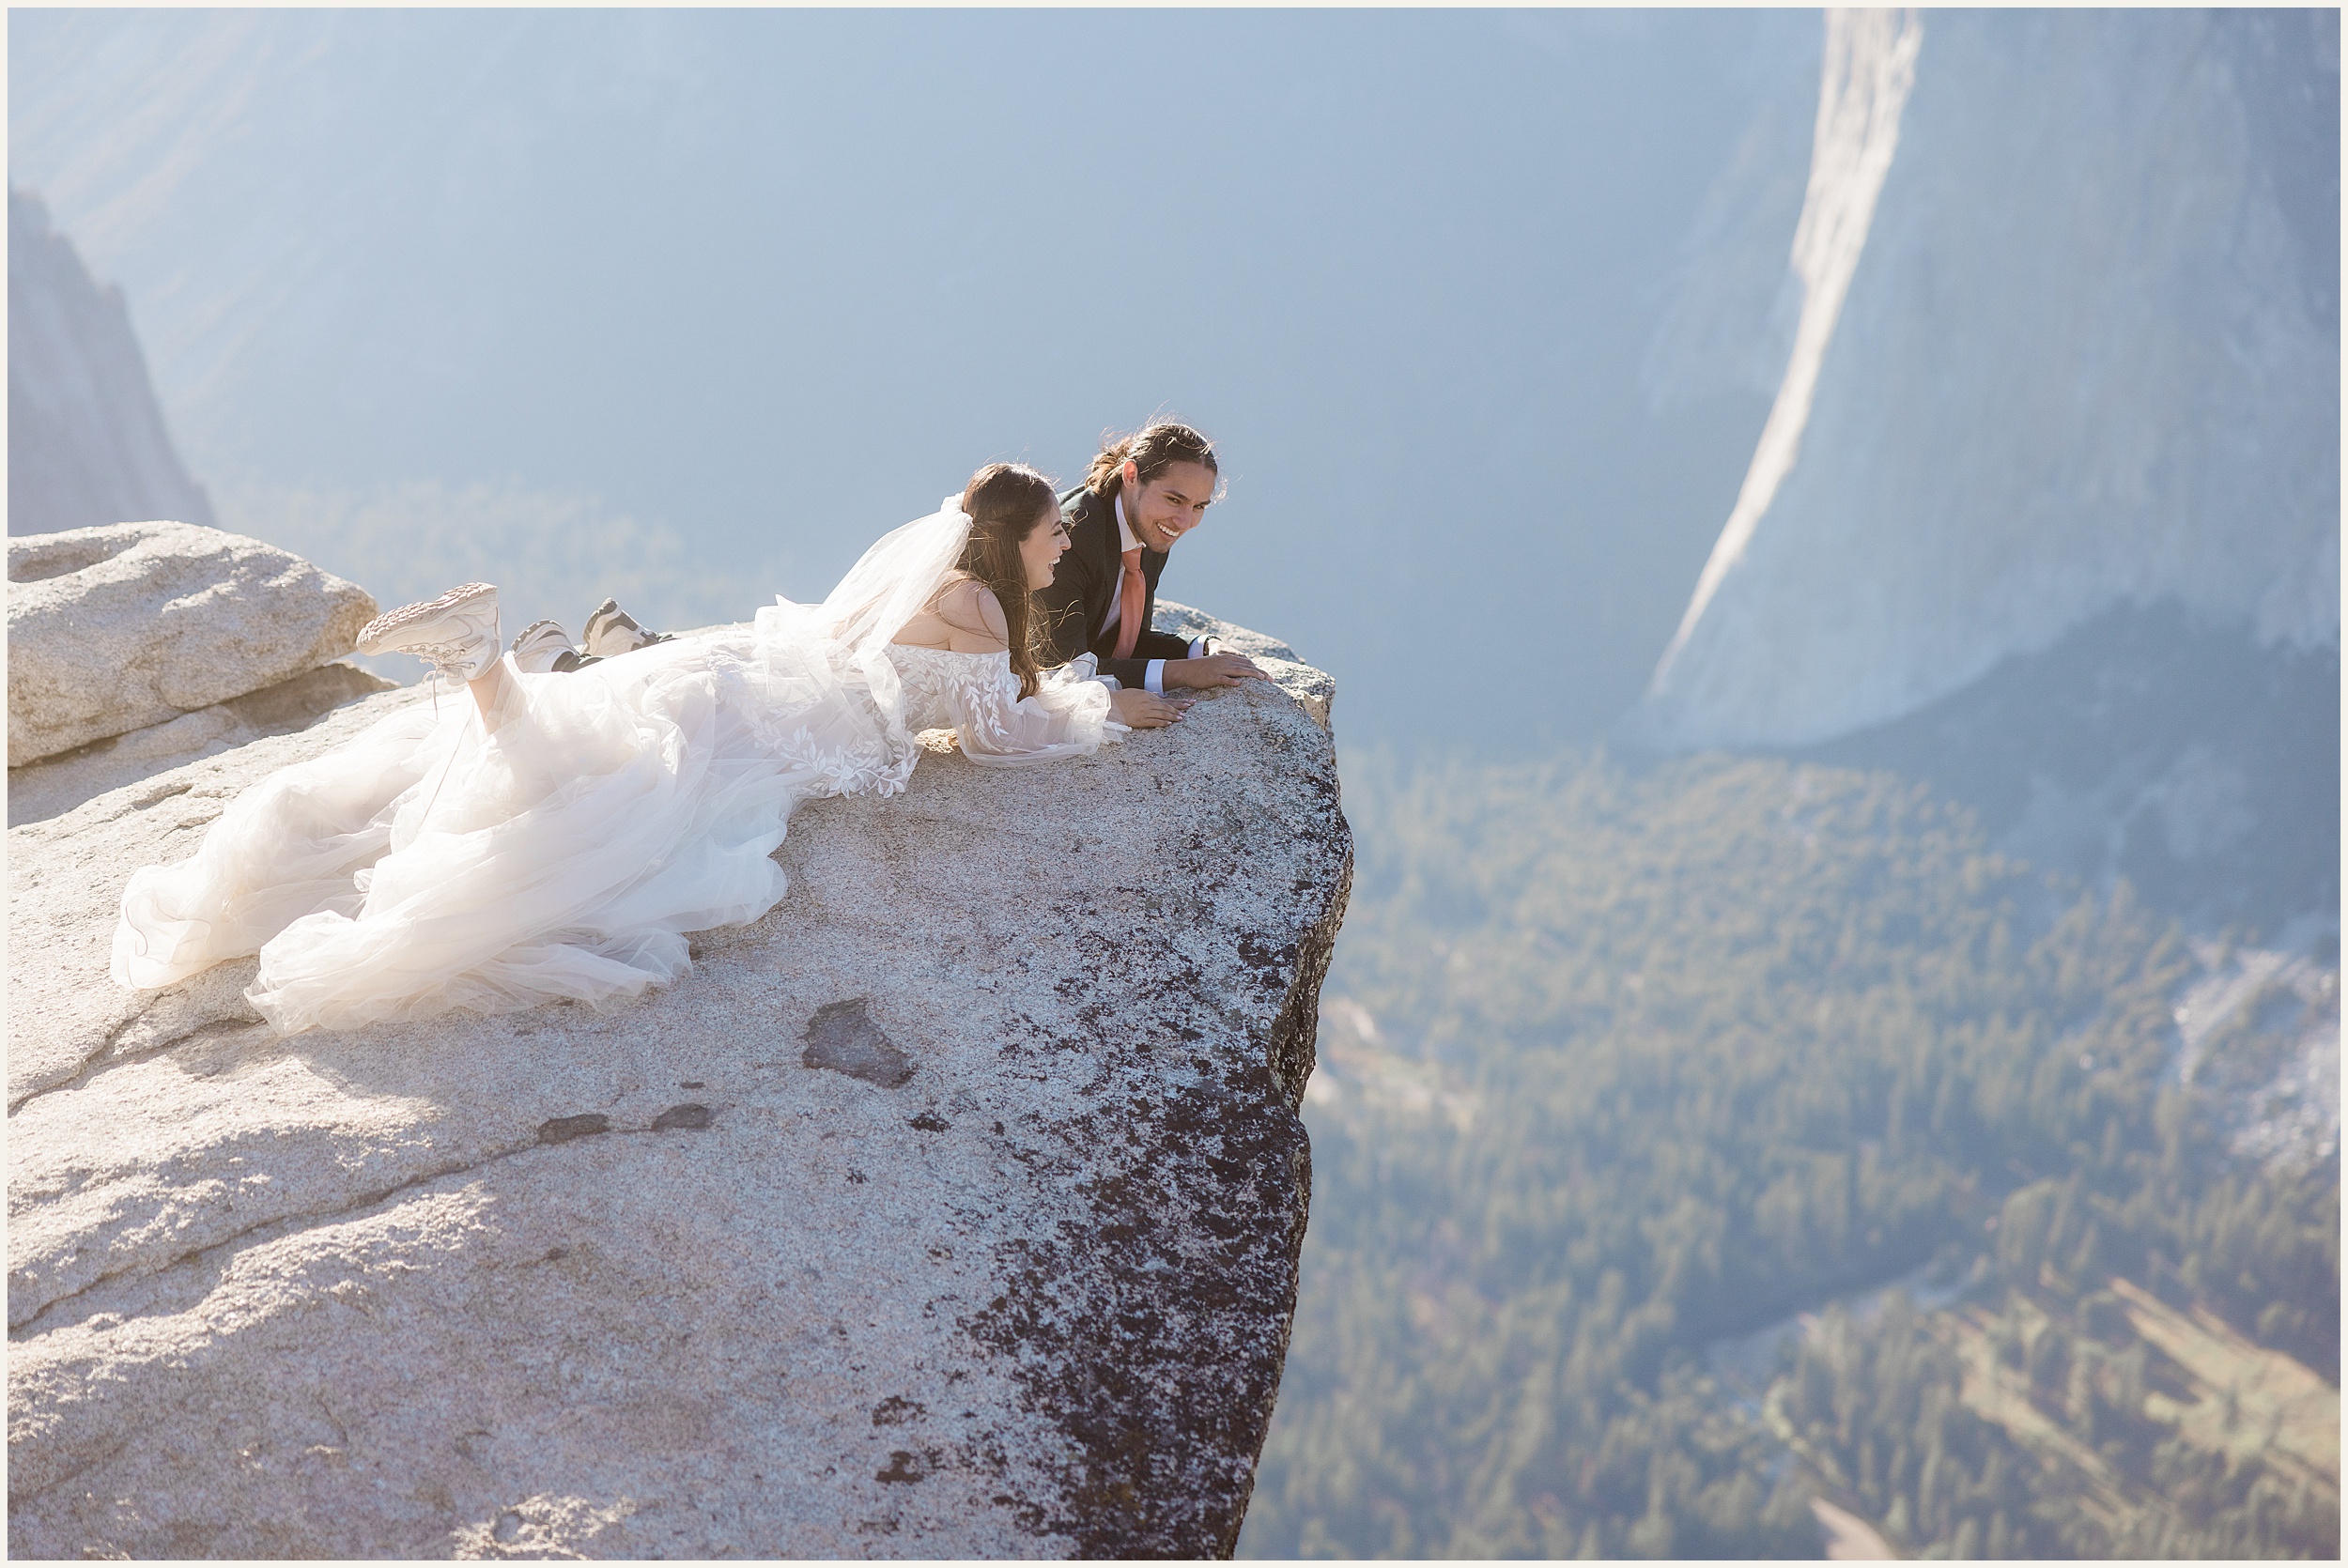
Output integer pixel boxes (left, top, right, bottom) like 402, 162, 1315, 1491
536, 1113, 610, 1145
875, 1449, 935, 1484
653, 1103, 712, 1131
801, 998, 916, 1087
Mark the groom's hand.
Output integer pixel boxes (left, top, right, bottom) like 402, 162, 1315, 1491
1161, 653, 1267, 690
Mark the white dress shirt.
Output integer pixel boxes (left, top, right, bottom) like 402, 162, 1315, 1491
1101, 495, 1209, 694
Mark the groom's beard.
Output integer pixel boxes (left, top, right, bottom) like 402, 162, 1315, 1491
1130, 509, 1180, 554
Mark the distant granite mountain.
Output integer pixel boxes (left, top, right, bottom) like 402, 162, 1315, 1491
8, 187, 215, 535
1637, 9, 2339, 752
1628, 10, 2339, 939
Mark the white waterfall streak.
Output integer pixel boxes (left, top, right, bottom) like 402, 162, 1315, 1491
1648, 8, 1923, 697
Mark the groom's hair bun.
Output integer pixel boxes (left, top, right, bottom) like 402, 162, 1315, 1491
1087, 421, 1221, 502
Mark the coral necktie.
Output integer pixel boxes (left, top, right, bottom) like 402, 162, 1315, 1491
1112, 546, 1146, 661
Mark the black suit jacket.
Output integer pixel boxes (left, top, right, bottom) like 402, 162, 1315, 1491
1035, 484, 1197, 689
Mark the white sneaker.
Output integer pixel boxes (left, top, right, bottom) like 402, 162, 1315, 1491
582, 597, 672, 658
509, 619, 578, 675
356, 583, 502, 682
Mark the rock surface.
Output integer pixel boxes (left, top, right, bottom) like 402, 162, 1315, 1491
8, 188, 217, 538
7, 520, 378, 767
7, 660, 397, 829
7, 607, 1352, 1559
1152, 599, 1334, 730
1639, 8, 2340, 750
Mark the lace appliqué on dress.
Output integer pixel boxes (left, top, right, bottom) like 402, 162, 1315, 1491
882, 644, 1125, 766
769, 722, 915, 800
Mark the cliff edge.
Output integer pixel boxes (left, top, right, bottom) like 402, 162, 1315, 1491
7, 588, 1351, 1558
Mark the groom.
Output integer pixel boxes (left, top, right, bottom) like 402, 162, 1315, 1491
1036, 420, 1267, 695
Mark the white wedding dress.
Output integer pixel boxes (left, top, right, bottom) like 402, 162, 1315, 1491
109, 503, 1124, 1036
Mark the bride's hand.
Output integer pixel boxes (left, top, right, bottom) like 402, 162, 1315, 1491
1111, 689, 1185, 729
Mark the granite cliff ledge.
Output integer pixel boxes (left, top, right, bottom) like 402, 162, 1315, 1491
7, 576, 1351, 1558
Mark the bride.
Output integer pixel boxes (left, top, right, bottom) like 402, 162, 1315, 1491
110, 463, 1182, 1036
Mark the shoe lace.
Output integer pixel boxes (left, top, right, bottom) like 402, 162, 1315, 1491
404, 638, 481, 678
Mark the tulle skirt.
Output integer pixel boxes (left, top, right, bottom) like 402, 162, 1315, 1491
111, 617, 912, 1035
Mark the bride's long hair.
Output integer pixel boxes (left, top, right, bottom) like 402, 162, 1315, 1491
956, 462, 1059, 699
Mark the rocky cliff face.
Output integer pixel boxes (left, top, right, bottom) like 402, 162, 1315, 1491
6, 578, 1351, 1558
1638, 8, 2340, 752
8, 189, 218, 538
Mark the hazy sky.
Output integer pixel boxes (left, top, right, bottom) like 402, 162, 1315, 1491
10, 8, 1819, 750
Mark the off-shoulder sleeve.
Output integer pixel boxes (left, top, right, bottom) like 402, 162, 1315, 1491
948, 654, 1130, 767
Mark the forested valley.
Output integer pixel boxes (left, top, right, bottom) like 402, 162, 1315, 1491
1239, 750, 2339, 1559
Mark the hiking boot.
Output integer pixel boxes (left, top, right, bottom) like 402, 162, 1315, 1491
356, 582, 502, 682
509, 619, 578, 675
582, 596, 673, 658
